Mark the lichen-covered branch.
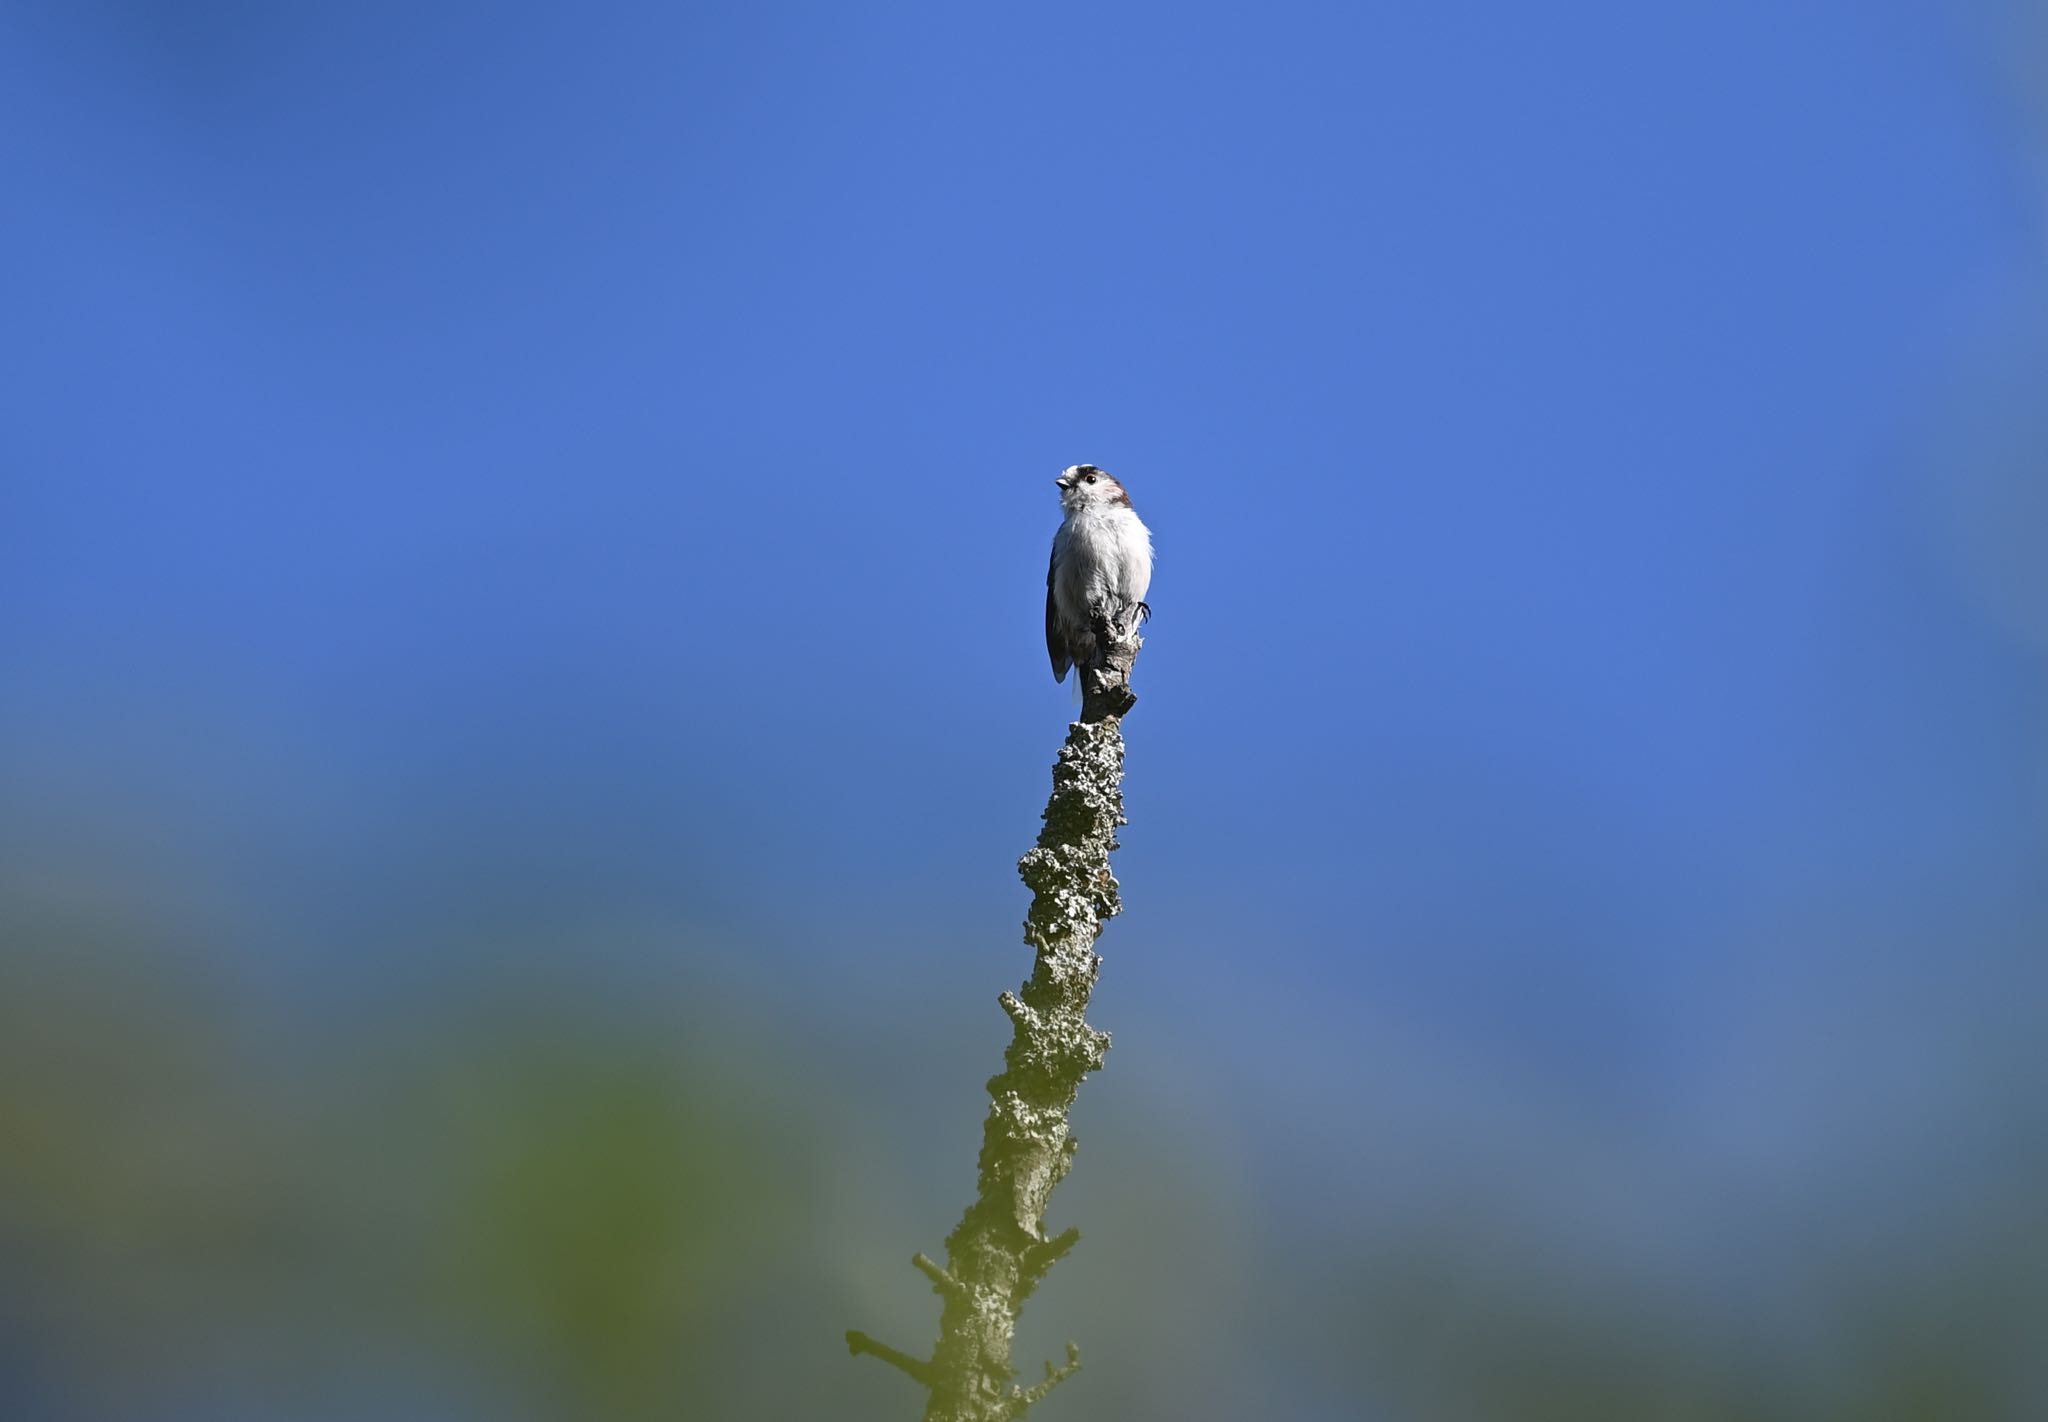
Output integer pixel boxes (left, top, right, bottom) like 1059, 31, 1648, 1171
848, 625, 1141, 1420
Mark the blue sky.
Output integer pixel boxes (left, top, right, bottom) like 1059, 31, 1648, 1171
9, 1, 2039, 980
4, 2, 2047, 1413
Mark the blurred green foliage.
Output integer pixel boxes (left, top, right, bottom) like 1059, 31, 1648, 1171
4, 902, 2044, 1420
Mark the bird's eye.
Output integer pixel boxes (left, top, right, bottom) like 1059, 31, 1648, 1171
1083, 473, 1096, 484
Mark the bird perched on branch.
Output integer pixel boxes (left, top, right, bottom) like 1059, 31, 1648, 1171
1047, 464, 1153, 685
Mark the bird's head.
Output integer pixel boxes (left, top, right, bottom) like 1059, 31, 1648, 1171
1055, 464, 1132, 513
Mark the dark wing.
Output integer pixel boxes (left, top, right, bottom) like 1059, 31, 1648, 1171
1046, 546, 1070, 683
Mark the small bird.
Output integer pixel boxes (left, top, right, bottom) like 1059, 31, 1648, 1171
1047, 463, 1153, 684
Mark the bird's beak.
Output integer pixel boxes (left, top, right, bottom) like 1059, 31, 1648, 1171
1054, 475, 1072, 489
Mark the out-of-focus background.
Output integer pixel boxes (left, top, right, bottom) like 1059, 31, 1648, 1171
4, 2, 2047, 1418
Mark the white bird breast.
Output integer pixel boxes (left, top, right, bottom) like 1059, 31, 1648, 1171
1052, 504, 1153, 626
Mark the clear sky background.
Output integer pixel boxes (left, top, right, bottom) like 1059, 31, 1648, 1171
5, 2, 2047, 1418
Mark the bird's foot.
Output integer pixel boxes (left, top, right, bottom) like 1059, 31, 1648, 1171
1108, 601, 1150, 638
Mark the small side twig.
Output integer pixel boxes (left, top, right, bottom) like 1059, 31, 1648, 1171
844, 1330, 934, 1387
1007, 1342, 1082, 1417
913, 1252, 967, 1298
1017, 1227, 1081, 1301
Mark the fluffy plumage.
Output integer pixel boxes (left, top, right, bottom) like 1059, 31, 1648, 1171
1046, 464, 1153, 683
